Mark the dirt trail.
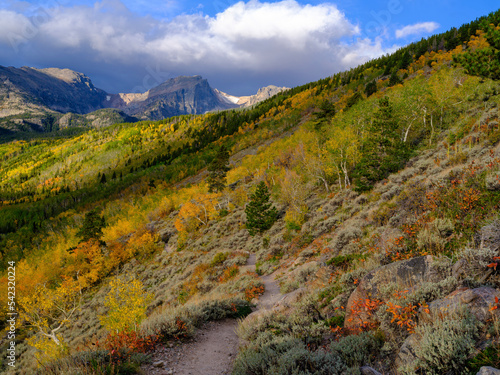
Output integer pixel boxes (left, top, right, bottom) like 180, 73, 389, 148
142, 253, 282, 375
244, 253, 282, 311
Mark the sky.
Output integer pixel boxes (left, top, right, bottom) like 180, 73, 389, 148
0, 0, 498, 95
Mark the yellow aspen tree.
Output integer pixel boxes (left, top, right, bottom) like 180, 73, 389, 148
99, 277, 153, 334
174, 192, 220, 233
19, 277, 82, 362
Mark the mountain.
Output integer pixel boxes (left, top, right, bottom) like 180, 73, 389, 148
0, 66, 108, 115
0, 68, 286, 133
215, 85, 289, 107
108, 75, 238, 120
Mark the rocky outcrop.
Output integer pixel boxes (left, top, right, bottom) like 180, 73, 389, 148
421, 286, 500, 325
345, 256, 449, 330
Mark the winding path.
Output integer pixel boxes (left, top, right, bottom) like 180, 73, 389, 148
142, 253, 282, 375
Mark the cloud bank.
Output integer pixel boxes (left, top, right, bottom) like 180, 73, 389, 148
0, 0, 392, 94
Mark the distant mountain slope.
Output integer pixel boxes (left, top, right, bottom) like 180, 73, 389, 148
0, 66, 108, 115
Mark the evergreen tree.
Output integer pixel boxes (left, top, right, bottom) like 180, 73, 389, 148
388, 72, 402, 87
398, 50, 412, 70
76, 209, 106, 244
100, 173, 107, 184
245, 181, 278, 236
314, 100, 336, 119
353, 97, 408, 192
207, 146, 230, 193
364, 81, 377, 97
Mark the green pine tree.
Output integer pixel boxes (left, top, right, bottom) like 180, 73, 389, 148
207, 146, 230, 193
76, 209, 106, 244
314, 100, 336, 119
364, 81, 377, 97
245, 181, 278, 236
388, 72, 401, 87
353, 97, 408, 192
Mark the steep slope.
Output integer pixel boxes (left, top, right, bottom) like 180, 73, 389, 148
2, 8, 500, 375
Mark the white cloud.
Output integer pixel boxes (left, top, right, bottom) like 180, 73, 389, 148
0, 0, 394, 94
0, 10, 32, 45
395, 22, 439, 39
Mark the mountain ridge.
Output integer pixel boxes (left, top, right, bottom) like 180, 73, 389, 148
0, 66, 288, 133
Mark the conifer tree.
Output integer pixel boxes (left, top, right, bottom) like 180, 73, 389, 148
353, 97, 407, 192
388, 72, 401, 87
77, 209, 106, 244
207, 145, 230, 193
364, 81, 377, 97
245, 181, 278, 236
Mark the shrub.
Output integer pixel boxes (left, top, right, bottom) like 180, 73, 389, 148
376, 277, 458, 341
210, 252, 229, 267
327, 253, 365, 268
332, 225, 362, 253
330, 332, 384, 368
467, 344, 500, 372
233, 336, 348, 375
409, 309, 481, 375
415, 218, 454, 254
140, 297, 252, 339
35, 349, 148, 375
458, 246, 498, 280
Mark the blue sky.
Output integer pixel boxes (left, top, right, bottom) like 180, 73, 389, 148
0, 0, 497, 95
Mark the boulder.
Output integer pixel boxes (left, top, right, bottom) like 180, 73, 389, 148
396, 333, 419, 370
477, 367, 500, 375
420, 286, 500, 325
345, 256, 449, 330
158, 229, 174, 244
272, 288, 307, 312
360, 366, 383, 375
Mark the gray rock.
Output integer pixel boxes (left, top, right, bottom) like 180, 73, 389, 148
477, 367, 500, 375
420, 287, 500, 325
396, 334, 419, 370
272, 288, 307, 312
153, 360, 164, 368
452, 258, 468, 279
360, 366, 383, 375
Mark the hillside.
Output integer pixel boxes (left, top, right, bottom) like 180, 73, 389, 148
1, 8, 500, 375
